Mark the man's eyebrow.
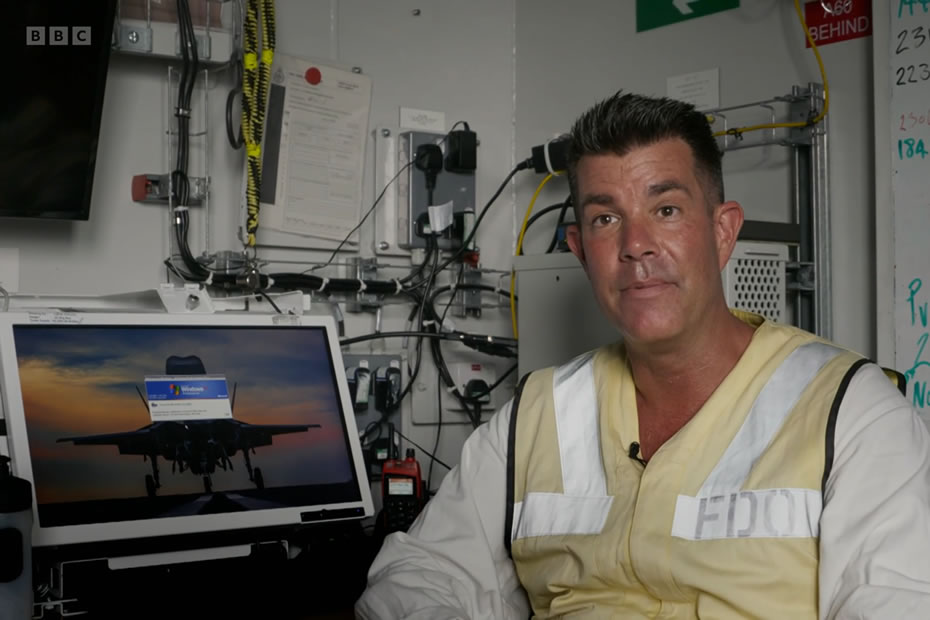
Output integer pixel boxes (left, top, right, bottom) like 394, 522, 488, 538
578, 194, 615, 210
647, 180, 692, 198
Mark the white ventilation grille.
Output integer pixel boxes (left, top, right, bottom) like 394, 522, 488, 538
723, 241, 788, 323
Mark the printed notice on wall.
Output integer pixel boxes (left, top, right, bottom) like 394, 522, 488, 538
259, 55, 372, 242
667, 68, 719, 111
891, 0, 930, 428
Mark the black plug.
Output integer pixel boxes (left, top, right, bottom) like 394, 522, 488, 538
530, 137, 570, 174
415, 143, 444, 193
445, 129, 477, 173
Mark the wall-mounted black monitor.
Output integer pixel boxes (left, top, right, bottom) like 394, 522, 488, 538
0, 1, 118, 220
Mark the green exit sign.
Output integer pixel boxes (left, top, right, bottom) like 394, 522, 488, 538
637, 0, 740, 32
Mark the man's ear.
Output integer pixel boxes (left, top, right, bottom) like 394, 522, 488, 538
714, 200, 744, 270
565, 223, 587, 270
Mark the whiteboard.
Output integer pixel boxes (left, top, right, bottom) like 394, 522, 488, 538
889, 0, 930, 427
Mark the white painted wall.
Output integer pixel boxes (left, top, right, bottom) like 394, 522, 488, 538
0, 0, 879, 477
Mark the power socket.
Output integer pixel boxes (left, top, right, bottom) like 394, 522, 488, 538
397, 131, 476, 251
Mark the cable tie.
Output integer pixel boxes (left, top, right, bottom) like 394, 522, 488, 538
175, 107, 191, 118
445, 385, 458, 394
423, 320, 436, 327
357, 279, 367, 293
317, 277, 330, 293
204, 273, 214, 285
266, 276, 275, 287
544, 138, 562, 176
393, 278, 404, 295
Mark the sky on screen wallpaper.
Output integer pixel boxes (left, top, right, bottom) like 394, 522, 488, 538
12, 325, 353, 505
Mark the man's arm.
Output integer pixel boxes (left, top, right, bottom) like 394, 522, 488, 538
355, 401, 530, 620
820, 363, 930, 619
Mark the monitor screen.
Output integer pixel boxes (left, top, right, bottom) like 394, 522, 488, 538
0, 313, 373, 547
0, 0, 117, 220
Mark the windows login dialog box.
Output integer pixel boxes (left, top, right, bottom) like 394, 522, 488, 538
144, 375, 233, 421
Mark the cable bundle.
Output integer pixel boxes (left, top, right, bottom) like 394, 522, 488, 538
242, 0, 276, 247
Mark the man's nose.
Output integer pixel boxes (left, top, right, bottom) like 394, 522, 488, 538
619, 219, 658, 261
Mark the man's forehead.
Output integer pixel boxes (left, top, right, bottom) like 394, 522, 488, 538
577, 142, 696, 190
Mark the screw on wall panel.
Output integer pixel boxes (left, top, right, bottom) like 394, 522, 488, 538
381, 128, 391, 137
412, 9, 421, 16
378, 241, 390, 250
352, 66, 362, 74
128, 30, 139, 44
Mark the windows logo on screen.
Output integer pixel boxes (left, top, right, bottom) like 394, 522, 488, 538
169, 384, 181, 396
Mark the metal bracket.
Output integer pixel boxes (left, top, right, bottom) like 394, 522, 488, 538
458, 266, 483, 318
118, 23, 153, 53
346, 257, 380, 313
175, 31, 212, 60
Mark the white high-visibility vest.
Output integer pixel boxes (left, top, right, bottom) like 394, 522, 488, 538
506, 313, 870, 619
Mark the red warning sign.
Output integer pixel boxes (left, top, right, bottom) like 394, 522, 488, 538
804, 0, 871, 47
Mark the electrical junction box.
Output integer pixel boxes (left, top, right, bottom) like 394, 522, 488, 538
396, 131, 476, 251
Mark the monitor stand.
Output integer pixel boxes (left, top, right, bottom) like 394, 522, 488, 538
34, 541, 289, 617
106, 543, 254, 570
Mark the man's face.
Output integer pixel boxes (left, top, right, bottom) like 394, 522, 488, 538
565, 138, 742, 351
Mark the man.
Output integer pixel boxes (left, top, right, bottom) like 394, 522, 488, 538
356, 92, 930, 619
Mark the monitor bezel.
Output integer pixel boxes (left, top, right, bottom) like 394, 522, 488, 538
0, 311, 374, 548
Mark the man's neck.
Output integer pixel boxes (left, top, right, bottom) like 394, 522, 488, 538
628, 309, 756, 411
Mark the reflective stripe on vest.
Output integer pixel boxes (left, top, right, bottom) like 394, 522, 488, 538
511, 351, 614, 542
512, 342, 843, 543
670, 342, 843, 541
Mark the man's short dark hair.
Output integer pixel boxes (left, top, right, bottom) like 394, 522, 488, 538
566, 92, 724, 220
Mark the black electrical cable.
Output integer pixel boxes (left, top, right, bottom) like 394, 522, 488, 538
438, 264, 465, 327
305, 161, 416, 274
226, 84, 244, 148
519, 202, 566, 251
428, 283, 516, 308
391, 428, 451, 471
546, 197, 572, 254
429, 371, 443, 492
338, 329, 516, 349
257, 290, 282, 313
435, 162, 526, 272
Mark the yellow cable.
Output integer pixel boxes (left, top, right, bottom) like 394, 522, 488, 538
510, 173, 555, 339
711, 0, 828, 138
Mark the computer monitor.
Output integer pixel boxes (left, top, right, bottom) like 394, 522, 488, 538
0, 312, 373, 548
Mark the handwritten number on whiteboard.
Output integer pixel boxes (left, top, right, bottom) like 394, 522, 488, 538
898, 138, 929, 158
895, 65, 930, 85
896, 27, 930, 54
900, 0, 930, 19
916, 26, 928, 48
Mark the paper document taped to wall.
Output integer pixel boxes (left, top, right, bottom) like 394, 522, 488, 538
259, 55, 372, 241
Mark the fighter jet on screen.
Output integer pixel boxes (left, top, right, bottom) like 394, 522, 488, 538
57, 355, 320, 497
